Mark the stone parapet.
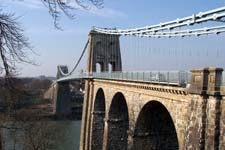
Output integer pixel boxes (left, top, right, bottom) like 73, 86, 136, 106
188, 67, 224, 96
188, 68, 209, 94
207, 67, 223, 96
221, 86, 225, 95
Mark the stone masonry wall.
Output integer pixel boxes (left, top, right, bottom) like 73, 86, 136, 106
90, 80, 191, 150
80, 67, 225, 150
183, 95, 207, 149
80, 78, 225, 150
219, 96, 225, 149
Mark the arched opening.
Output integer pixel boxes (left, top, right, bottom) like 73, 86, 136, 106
91, 88, 105, 150
106, 93, 129, 150
133, 101, 179, 150
96, 63, 102, 72
109, 62, 117, 72
108, 63, 112, 72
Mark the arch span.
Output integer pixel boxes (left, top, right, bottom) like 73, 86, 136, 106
106, 92, 129, 150
133, 100, 179, 150
91, 88, 105, 150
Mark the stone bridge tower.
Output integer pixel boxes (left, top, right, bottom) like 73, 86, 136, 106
56, 65, 69, 79
87, 31, 122, 73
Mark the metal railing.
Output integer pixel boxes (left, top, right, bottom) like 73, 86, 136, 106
91, 71, 191, 87
58, 70, 225, 89
57, 71, 191, 87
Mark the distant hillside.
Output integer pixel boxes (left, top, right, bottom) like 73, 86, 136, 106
36, 75, 56, 81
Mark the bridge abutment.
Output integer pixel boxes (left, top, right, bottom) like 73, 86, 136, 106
205, 96, 221, 150
185, 67, 224, 150
53, 82, 72, 117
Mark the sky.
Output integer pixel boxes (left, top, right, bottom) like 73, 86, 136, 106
1, 0, 225, 77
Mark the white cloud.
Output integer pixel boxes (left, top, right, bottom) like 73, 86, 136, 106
26, 26, 90, 35
1, 0, 44, 9
1, 0, 127, 18
87, 7, 127, 18
69, 1, 127, 18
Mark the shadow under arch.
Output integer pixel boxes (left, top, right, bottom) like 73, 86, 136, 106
133, 100, 179, 150
91, 88, 105, 150
106, 92, 129, 150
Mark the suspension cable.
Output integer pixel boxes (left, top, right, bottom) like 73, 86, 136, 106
59, 39, 89, 76
93, 6, 225, 37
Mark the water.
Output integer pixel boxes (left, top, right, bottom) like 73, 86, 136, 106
2, 120, 81, 150
54, 121, 81, 150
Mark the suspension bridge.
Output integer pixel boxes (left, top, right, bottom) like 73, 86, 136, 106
57, 6, 225, 84
51, 6, 225, 150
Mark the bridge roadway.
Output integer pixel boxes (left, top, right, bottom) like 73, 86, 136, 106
57, 71, 192, 87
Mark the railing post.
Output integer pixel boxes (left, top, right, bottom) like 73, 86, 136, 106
158, 71, 160, 83
143, 72, 145, 81
131, 72, 133, 80
150, 72, 152, 82
167, 72, 170, 85
178, 71, 181, 84
137, 72, 138, 81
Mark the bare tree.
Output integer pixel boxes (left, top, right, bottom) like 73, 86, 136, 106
0, 9, 38, 150
0, 0, 104, 77
41, 0, 104, 29
0, 12, 32, 77
0, 0, 104, 149
21, 121, 64, 150
0, 0, 104, 75
0, 11, 34, 119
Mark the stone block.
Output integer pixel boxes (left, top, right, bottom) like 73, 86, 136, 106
188, 68, 209, 94
207, 67, 223, 96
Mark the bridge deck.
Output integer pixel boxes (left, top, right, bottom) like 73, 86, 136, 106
57, 71, 192, 87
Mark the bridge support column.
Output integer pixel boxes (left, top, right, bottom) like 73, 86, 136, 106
80, 81, 90, 150
204, 96, 221, 150
204, 68, 223, 150
87, 31, 122, 73
187, 67, 223, 150
80, 30, 123, 150
127, 129, 134, 150
102, 119, 109, 150
53, 82, 72, 117
80, 80, 94, 150
219, 96, 225, 150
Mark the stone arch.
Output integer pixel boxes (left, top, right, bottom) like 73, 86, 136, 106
106, 92, 129, 150
91, 88, 106, 150
133, 100, 179, 150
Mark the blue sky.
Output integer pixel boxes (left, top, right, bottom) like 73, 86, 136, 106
1, 0, 225, 76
